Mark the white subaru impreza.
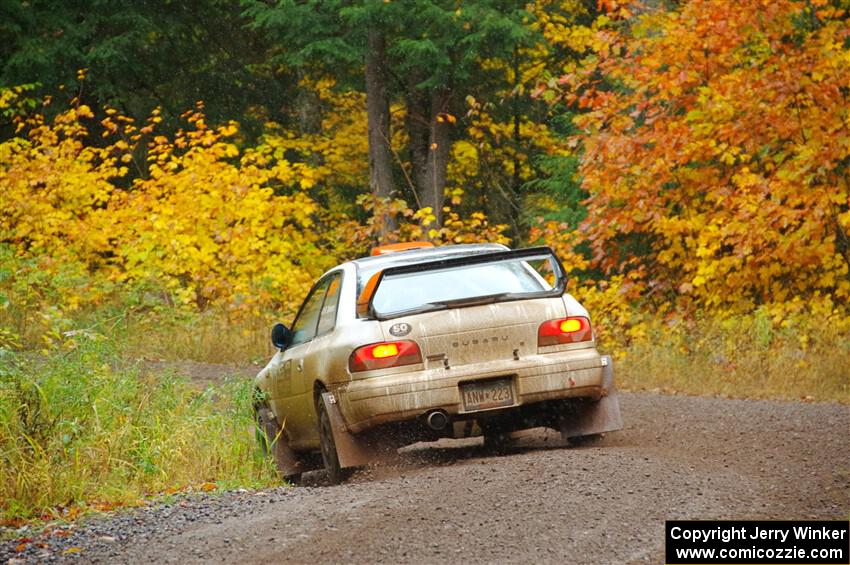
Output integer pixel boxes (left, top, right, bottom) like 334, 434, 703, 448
254, 242, 622, 484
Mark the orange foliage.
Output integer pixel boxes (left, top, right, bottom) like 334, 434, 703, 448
552, 0, 850, 310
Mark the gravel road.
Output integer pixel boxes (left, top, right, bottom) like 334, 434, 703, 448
3, 392, 848, 564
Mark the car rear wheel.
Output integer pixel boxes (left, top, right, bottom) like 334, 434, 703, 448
317, 395, 351, 485
482, 432, 515, 453
563, 431, 603, 447
256, 405, 303, 485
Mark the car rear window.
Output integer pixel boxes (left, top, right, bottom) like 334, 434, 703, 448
368, 252, 559, 318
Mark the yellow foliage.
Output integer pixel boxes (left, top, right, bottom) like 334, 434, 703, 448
0, 105, 123, 271
0, 88, 510, 337
0, 96, 335, 318
259, 76, 369, 194
456, 96, 570, 199
338, 195, 511, 257
111, 114, 333, 311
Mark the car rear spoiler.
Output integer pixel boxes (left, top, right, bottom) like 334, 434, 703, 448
360, 246, 567, 320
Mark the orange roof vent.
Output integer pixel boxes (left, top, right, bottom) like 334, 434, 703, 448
370, 241, 434, 256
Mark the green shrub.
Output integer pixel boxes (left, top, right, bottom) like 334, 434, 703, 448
0, 338, 276, 522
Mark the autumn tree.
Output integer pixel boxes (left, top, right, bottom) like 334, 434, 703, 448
549, 0, 850, 308
244, 0, 532, 228
2, 1, 586, 237
468, 0, 602, 234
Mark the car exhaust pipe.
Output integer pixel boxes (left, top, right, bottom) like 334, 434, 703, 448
425, 410, 449, 431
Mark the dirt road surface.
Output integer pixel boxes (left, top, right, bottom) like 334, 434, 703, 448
3, 392, 848, 564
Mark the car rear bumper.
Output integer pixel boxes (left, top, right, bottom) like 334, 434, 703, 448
336, 347, 607, 433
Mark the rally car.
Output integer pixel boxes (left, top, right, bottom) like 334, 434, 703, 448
254, 242, 622, 484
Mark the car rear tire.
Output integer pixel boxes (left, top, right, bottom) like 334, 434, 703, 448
564, 432, 603, 447
482, 432, 514, 453
317, 395, 351, 485
256, 405, 303, 485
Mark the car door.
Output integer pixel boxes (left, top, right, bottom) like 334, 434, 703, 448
274, 277, 331, 448
289, 272, 343, 446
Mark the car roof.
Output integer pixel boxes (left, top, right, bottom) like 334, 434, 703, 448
351, 243, 509, 270
349, 243, 510, 290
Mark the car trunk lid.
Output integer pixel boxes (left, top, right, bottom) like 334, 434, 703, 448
380, 297, 565, 369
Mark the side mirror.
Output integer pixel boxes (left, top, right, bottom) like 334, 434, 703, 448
271, 323, 292, 350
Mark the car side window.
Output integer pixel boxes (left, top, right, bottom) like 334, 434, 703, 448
316, 273, 342, 336
290, 278, 331, 347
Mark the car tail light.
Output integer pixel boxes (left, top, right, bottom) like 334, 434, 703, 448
538, 316, 592, 346
349, 340, 423, 373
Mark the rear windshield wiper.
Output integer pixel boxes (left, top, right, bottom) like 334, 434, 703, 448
426, 292, 514, 309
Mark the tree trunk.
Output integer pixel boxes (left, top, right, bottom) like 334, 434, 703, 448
419, 88, 451, 229
511, 47, 522, 198
295, 69, 322, 135
365, 29, 396, 235
406, 79, 430, 211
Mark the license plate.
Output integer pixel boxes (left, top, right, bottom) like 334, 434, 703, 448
460, 378, 515, 412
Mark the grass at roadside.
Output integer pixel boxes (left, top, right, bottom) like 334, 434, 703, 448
0, 337, 277, 524
610, 313, 850, 403
121, 309, 276, 365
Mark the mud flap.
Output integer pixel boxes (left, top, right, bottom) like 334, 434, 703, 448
559, 355, 624, 439
258, 407, 313, 478
321, 392, 378, 470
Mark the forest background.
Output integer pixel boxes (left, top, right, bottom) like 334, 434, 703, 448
1, 0, 848, 522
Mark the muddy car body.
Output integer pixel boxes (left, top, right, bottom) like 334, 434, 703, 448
254, 243, 622, 483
